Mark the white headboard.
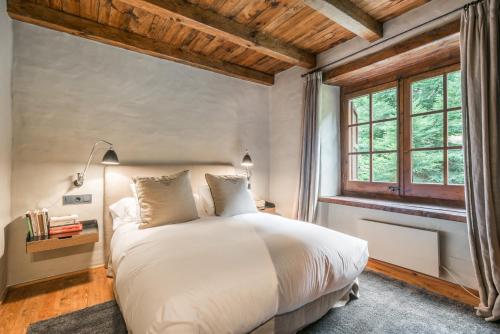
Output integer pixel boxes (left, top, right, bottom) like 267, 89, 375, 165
103, 164, 235, 265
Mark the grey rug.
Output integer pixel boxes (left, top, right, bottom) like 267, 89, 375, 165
28, 271, 500, 334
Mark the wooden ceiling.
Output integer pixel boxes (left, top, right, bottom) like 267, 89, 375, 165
8, 0, 431, 85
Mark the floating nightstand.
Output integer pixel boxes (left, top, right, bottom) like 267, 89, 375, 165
26, 220, 99, 253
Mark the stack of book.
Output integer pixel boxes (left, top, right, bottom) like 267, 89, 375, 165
25, 209, 49, 238
255, 199, 266, 210
49, 214, 82, 236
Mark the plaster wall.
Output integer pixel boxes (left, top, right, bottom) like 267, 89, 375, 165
0, 0, 13, 296
7, 22, 270, 285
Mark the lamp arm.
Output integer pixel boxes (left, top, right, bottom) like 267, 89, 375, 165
75, 140, 113, 186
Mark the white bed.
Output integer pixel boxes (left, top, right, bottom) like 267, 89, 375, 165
104, 165, 368, 334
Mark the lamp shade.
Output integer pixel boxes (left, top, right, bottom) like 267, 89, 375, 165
101, 149, 120, 165
241, 152, 253, 167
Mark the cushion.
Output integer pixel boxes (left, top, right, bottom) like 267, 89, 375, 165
109, 197, 140, 230
134, 170, 199, 228
205, 174, 257, 217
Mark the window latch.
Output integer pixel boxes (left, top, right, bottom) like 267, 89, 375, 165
388, 186, 400, 193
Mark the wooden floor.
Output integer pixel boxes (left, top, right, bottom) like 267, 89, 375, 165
0, 261, 478, 334
0, 267, 114, 334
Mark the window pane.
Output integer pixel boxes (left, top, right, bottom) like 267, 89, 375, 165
447, 110, 463, 146
412, 150, 444, 184
373, 120, 397, 151
349, 124, 370, 152
349, 95, 369, 124
412, 113, 443, 148
373, 88, 397, 121
448, 149, 465, 185
447, 71, 462, 108
411, 75, 444, 114
373, 153, 397, 183
350, 154, 370, 181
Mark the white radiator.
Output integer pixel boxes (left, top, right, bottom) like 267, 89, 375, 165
357, 219, 440, 277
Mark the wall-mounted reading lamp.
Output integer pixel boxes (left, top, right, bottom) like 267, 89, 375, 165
241, 150, 253, 189
74, 140, 120, 187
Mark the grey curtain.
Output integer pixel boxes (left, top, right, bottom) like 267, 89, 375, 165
461, 0, 500, 321
297, 72, 322, 222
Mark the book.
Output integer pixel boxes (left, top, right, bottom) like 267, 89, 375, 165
49, 220, 78, 228
24, 216, 33, 238
29, 211, 39, 237
50, 214, 79, 223
49, 214, 79, 228
49, 223, 83, 235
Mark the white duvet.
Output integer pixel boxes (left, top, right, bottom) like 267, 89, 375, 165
111, 213, 368, 334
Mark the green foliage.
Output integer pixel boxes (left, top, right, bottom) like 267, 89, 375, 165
373, 88, 397, 120
350, 95, 369, 123
412, 113, 443, 148
448, 149, 465, 185
412, 75, 443, 113
412, 150, 444, 184
448, 110, 463, 146
447, 71, 462, 108
373, 153, 397, 182
349, 71, 465, 185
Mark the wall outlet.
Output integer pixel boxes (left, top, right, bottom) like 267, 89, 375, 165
63, 194, 92, 205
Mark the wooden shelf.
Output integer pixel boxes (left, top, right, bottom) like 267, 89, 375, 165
26, 220, 99, 253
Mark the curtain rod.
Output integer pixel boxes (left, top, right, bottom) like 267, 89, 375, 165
301, 0, 484, 78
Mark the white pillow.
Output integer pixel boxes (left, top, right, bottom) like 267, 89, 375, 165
198, 185, 215, 216
109, 197, 140, 230
193, 193, 206, 217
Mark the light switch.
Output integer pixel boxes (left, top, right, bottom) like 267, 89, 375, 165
63, 194, 92, 205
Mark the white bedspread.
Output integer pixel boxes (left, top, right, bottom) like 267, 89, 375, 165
111, 213, 368, 334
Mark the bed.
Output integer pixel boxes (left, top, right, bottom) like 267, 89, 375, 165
103, 164, 369, 334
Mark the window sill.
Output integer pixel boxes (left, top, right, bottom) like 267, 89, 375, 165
318, 196, 466, 223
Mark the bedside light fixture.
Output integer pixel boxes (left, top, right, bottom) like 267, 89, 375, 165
241, 150, 253, 189
74, 140, 120, 187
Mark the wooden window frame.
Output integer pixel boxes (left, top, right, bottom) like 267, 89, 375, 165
342, 81, 400, 196
341, 63, 464, 207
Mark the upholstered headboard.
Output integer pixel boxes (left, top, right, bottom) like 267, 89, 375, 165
103, 164, 235, 265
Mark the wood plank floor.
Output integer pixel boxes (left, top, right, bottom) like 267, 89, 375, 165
0, 267, 114, 334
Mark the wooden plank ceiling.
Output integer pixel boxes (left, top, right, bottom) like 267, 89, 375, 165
8, 0, 430, 85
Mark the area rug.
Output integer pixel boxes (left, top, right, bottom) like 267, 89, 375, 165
28, 271, 500, 334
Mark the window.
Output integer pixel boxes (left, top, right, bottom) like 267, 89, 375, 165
342, 64, 464, 205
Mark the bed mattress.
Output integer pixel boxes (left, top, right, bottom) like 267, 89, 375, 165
111, 213, 368, 334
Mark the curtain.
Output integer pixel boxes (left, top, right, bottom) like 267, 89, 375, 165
297, 72, 322, 222
461, 0, 500, 321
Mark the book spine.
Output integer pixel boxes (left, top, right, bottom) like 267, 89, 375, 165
24, 216, 33, 238
36, 211, 45, 237
43, 209, 49, 236
30, 211, 39, 237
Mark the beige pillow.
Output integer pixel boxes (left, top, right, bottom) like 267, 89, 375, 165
205, 174, 257, 217
134, 170, 199, 229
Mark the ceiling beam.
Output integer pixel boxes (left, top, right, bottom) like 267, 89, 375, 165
323, 20, 460, 85
119, 0, 316, 69
7, 0, 274, 86
304, 0, 382, 41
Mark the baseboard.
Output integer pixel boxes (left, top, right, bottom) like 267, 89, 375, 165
366, 258, 479, 306
7, 264, 105, 291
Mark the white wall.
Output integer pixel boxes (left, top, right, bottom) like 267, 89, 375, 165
6, 22, 271, 285
268, 0, 477, 288
0, 0, 13, 295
